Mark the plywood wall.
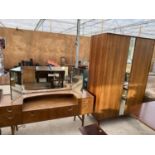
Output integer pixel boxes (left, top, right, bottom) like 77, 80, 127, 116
88, 33, 130, 120
0, 27, 91, 69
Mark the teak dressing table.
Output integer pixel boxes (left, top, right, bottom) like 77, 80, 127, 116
0, 90, 94, 135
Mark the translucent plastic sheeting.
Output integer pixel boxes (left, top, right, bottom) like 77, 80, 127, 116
0, 19, 155, 39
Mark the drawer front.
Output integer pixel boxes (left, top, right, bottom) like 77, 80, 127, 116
0, 105, 21, 116
0, 114, 22, 127
22, 109, 49, 124
48, 105, 78, 119
23, 105, 78, 124
79, 98, 94, 114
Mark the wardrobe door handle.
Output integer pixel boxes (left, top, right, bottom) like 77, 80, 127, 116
68, 108, 73, 112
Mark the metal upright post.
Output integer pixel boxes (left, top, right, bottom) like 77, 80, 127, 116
0, 47, 4, 76
75, 19, 80, 68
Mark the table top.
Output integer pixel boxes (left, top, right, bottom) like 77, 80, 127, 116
36, 66, 65, 71
10, 66, 21, 72
0, 89, 94, 108
0, 95, 12, 107
10, 66, 66, 72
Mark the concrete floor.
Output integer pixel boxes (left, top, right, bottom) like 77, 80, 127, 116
0, 85, 155, 135
1, 115, 155, 135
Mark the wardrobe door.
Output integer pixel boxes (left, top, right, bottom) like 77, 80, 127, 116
88, 35, 100, 94
126, 38, 155, 115
88, 34, 108, 112
88, 33, 130, 120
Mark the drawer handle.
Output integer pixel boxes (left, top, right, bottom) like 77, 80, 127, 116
7, 108, 13, 113
31, 112, 35, 116
7, 116, 13, 120
82, 100, 89, 103
68, 108, 73, 111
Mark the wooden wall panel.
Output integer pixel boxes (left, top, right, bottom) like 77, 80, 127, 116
88, 33, 130, 120
126, 38, 155, 114
0, 27, 91, 69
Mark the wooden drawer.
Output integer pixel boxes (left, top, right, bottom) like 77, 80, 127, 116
22, 109, 49, 124
48, 105, 78, 119
23, 105, 78, 124
0, 113, 22, 127
0, 105, 21, 116
78, 98, 94, 114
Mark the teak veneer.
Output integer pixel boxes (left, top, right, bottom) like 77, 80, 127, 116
0, 90, 94, 134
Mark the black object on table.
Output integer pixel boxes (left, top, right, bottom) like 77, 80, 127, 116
79, 123, 107, 135
48, 70, 65, 88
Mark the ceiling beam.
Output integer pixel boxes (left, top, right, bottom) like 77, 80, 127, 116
34, 19, 46, 31
60, 19, 112, 35
48, 19, 76, 25
60, 19, 95, 33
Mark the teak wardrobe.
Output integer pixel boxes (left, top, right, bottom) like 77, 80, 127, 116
88, 33, 155, 121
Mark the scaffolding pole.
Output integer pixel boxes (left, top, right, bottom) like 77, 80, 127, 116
0, 38, 5, 76
0, 47, 4, 76
75, 19, 80, 68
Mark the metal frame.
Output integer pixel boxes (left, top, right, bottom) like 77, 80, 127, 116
84, 19, 155, 36
60, 19, 95, 33
0, 19, 155, 38
75, 19, 80, 68
34, 19, 46, 31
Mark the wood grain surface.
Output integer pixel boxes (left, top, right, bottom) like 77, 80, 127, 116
88, 33, 130, 120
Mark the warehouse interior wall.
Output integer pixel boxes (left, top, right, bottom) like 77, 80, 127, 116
0, 27, 91, 69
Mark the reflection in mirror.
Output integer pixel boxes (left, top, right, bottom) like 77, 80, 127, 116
10, 66, 73, 100
144, 45, 155, 102
10, 68, 23, 100
126, 37, 136, 76
71, 67, 85, 93
9, 64, 88, 100
120, 37, 136, 115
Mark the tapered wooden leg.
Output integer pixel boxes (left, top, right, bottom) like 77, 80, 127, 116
74, 116, 76, 121
15, 125, 18, 131
0, 128, 1, 135
11, 126, 15, 135
82, 115, 85, 126
97, 120, 100, 126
